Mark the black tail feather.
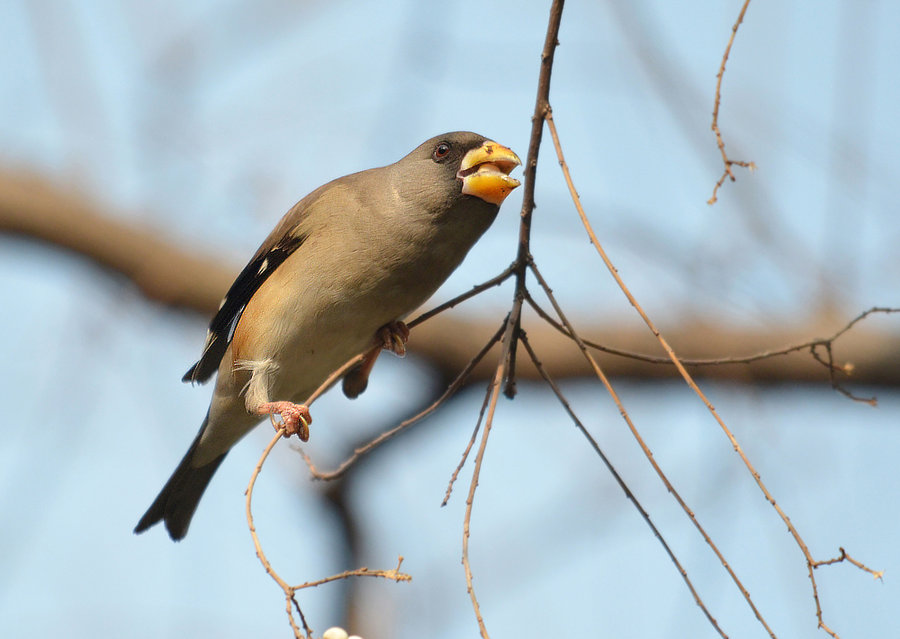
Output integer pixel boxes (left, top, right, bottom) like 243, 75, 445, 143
135, 416, 227, 541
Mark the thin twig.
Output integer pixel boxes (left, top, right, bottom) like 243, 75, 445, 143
246, 366, 416, 637
529, 295, 899, 371
293, 556, 411, 590
709, 0, 755, 205
246, 427, 313, 639
547, 110, 881, 638
806, 546, 886, 638
309, 352, 367, 405
528, 257, 777, 638
442, 351, 500, 506
810, 343, 878, 406
455, 2, 567, 630
519, 333, 728, 638
462, 309, 519, 639
407, 265, 515, 329
813, 548, 884, 581
300, 319, 508, 481
547, 106, 780, 632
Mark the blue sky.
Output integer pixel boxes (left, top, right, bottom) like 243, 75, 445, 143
1, 1, 898, 638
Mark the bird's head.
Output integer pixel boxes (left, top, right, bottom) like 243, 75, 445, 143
395, 131, 522, 211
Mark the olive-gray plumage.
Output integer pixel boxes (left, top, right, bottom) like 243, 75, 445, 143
135, 132, 520, 540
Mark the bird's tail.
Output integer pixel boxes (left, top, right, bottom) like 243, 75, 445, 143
134, 414, 227, 541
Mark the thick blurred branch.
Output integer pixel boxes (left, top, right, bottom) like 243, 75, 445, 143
0, 170, 232, 310
2, 168, 898, 388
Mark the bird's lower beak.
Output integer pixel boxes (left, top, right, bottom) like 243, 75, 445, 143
457, 141, 522, 206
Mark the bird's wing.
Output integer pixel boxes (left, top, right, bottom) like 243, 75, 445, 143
183, 206, 309, 384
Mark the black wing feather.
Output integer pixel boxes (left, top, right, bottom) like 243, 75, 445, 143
182, 232, 307, 383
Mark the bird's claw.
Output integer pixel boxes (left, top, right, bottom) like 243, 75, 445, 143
257, 401, 312, 441
342, 321, 410, 399
378, 321, 409, 357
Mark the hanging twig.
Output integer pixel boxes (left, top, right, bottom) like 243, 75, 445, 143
527, 256, 777, 638
545, 107, 881, 639
709, 0, 756, 204
519, 332, 728, 638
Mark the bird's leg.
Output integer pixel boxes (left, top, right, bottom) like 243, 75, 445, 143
378, 321, 409, 357
342, 345, 382, 399
256, 401, 312, 441
341, 321, 410, 399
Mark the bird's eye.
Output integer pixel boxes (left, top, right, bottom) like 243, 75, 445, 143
432, 142, 451, 161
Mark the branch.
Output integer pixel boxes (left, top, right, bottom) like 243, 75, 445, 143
708, 0, 756, 205
245, 363, 412, 638
504, 0, 565, 398
453, 3, 568, 634
546, 109, 881, 639
0, 170, 232, 311
293, 556, 411, 590
528, 257, 777, 638
246, 427, 314, 639
520, 332, 728, 637
299, 319, 507, 481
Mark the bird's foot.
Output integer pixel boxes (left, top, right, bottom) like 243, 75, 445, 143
378, 321, 409, 357
257, 401, 312, 441
342, 321, 410, 399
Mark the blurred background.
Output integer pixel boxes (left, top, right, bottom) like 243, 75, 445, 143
1, 1, 898, 638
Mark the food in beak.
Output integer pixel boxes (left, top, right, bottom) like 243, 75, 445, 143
457, 142, 522, 205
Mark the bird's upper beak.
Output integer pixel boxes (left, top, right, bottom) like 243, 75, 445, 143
457, 141, 522, 205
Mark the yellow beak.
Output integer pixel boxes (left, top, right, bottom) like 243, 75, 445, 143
457, 141, 522, 206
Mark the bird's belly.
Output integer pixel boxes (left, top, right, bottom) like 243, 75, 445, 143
269, 312, 380, 403
253, 276, 403, 403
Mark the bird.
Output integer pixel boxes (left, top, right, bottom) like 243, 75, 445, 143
135, 131, 521, 540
